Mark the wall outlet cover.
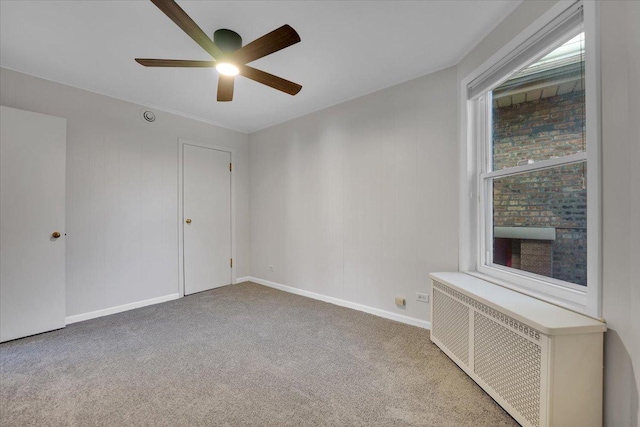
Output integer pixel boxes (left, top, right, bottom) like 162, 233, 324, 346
416, 293, 429, 303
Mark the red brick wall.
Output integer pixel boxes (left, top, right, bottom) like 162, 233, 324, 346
492, 90, 587, 286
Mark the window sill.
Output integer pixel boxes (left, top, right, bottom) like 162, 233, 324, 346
431, 271, 605, 335
463, 269, 601, 321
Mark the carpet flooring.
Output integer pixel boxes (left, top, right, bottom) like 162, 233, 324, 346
1, 282, 517, 426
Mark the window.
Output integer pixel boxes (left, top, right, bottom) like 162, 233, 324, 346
462, 1, 600, 316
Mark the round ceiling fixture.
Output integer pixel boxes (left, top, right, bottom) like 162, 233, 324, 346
142, 110, 156, 122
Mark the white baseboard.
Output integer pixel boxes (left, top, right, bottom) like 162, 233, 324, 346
65, 279, 431, 330
65, 293, 180, 325
247, 276, 431, 329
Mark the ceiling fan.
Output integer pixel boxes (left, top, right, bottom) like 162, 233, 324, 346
135, 0, 302, 102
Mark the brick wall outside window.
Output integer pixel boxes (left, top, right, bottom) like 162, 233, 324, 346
492, 90, 587, 286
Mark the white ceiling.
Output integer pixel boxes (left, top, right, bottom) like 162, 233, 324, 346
0, 1, 520, 133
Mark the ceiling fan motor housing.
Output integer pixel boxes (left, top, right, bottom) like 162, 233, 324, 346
214, 29, 242, 54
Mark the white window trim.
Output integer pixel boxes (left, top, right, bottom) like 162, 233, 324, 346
459, 0, 602, 318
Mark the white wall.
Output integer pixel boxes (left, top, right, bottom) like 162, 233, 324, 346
0, 68, 250, 317
600, 2, 640, 425
457, 2, 640, 426
249, 67, 458, 324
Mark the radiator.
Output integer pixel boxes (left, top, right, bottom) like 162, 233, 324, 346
429, 273, 605, 427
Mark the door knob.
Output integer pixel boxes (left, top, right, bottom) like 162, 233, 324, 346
185, 219, 192, 224
52, 232, 61, 238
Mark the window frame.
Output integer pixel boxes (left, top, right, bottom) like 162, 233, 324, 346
459, 0, 601, 317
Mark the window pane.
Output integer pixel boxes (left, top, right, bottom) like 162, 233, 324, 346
492, 33, 585, 171
492, 163, 587, 286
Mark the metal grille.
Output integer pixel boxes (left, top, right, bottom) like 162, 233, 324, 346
433, 281, 541, 341
432, 288, 469, 365
474, 311, 542, 427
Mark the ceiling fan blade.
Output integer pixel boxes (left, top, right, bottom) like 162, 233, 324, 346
217, 75, 234, 102
135, 59, 215, 67
238, 65, 302, 96
228, 24, 301, 65
150, 0, 224, 60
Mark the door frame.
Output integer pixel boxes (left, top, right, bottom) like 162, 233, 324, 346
178, 138, 236, 297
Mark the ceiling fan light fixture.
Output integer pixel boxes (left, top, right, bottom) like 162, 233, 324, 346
216, 62, 239, 76
136, 2, 302, 101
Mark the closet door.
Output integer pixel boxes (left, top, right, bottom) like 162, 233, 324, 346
0, 106, 66, 342
182, 144, 231, 295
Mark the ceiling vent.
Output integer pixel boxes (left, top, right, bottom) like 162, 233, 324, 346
141, 110, 156, 123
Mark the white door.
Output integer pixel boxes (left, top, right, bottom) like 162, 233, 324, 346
183, 144, 231, 295
0, 106, 66, 342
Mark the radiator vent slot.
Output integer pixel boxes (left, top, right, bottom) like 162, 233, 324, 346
432, 288, 469, 365
474, 311, 542, 427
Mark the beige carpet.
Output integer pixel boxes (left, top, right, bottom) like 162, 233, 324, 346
1, 282, 517, 426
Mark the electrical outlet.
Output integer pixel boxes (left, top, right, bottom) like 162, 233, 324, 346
416, 292, 429, 303
267, 265, 274, 272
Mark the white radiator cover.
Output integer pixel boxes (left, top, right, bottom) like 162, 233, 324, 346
430, 272, 605, 427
